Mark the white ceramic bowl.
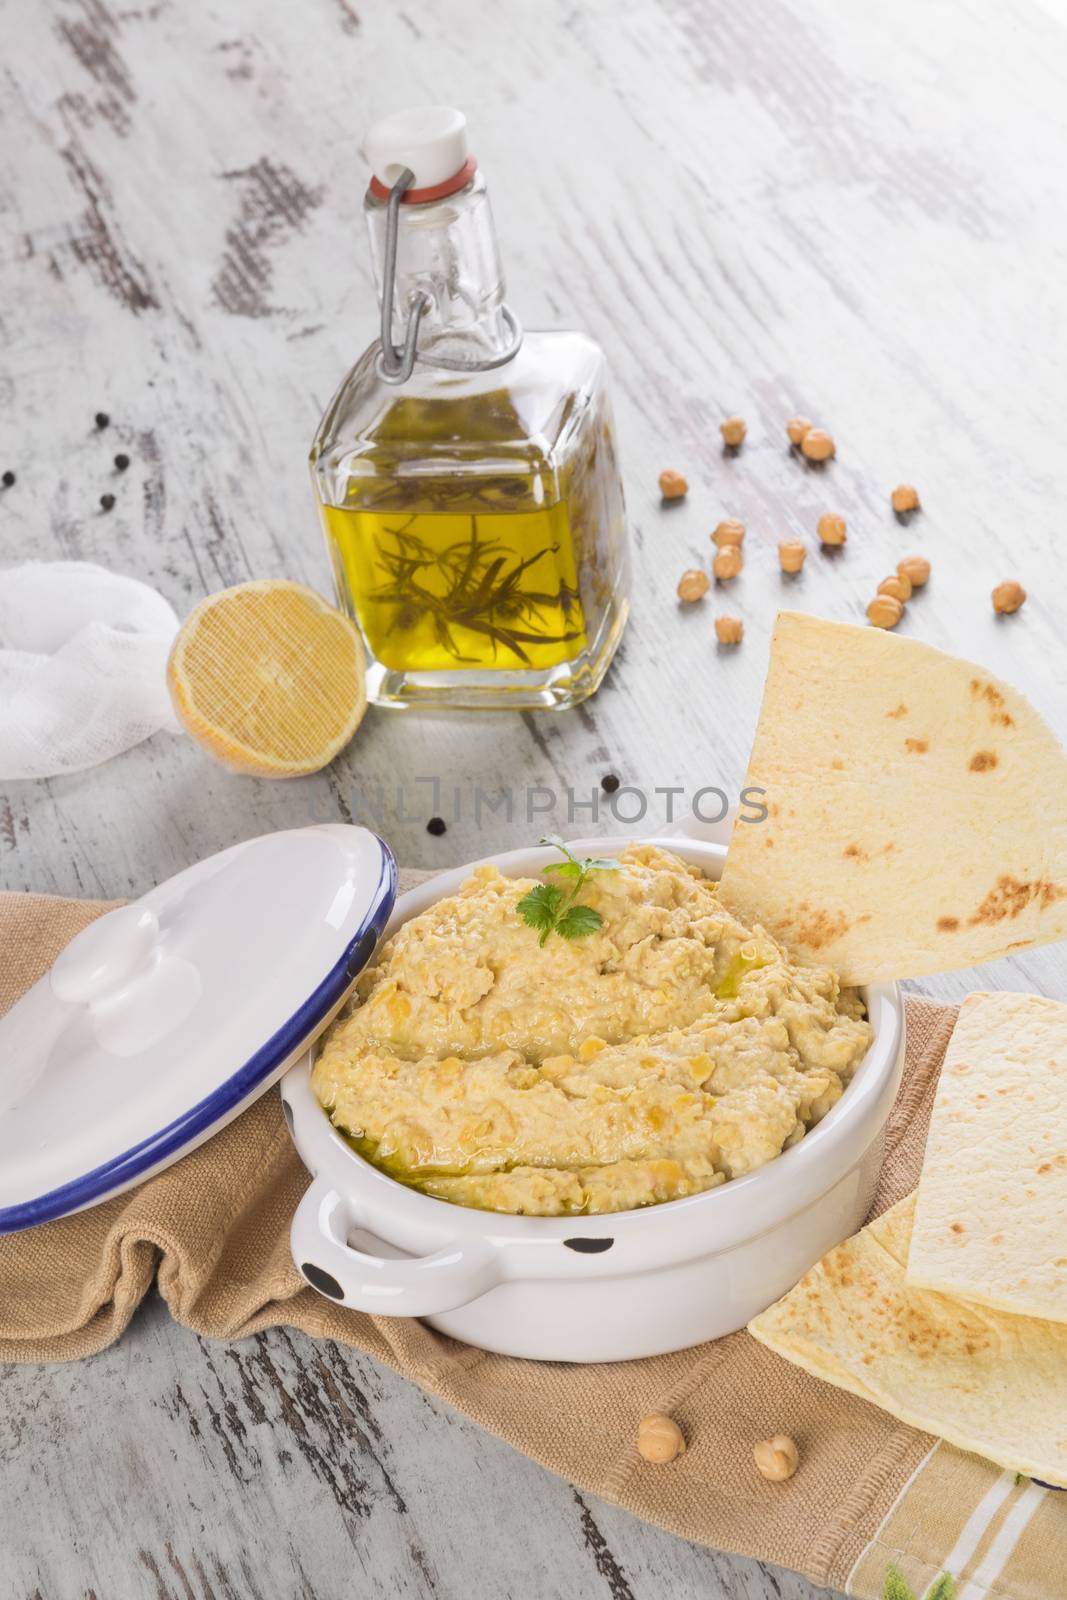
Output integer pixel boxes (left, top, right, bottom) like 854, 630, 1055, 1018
283, 836, 905, 1362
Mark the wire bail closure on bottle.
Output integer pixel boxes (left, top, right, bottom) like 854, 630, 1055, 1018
375, 168, 523, 386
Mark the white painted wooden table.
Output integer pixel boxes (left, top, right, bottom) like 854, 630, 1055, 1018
3, 0, 1067, 1594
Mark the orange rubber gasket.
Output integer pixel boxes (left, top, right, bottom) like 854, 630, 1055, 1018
367, 156, 478, 206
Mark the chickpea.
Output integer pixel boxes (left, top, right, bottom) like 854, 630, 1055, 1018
786, 417, 813, 446
753, 1435, 799, 1482
800, 428, 835, 462
720, 415, 747, 448
891, 484, 920, 514
713, 545, 743, 581
867, 594, 904, 629
637, 1413, 685, 1464
992, 579, 1026, 615
658, 469, 688, 500
778, 539, 806, 574
878, 573, 912, 603
712, 518, 745, 547
677, 568, 710, 603
817, 513, 847, 546
897, 554, 930, 588
715, 614, 744, 645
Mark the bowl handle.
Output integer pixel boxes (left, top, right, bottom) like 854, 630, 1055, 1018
291, 1176, 501, 1316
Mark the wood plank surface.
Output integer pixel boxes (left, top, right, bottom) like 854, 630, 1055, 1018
3, 0, 1067, 1593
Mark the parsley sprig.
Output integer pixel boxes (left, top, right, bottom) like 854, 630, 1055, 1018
516, 835, 621, 946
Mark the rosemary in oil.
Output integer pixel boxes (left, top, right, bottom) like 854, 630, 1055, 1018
321, 502, 588, 672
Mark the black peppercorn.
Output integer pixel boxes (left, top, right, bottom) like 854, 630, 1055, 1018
426, 816, 447, 836
600, 773, 620, 794
94, 412, 110, 430
114, 453, 130, 472
100, 492, 116, 511
1, 471, 14, 488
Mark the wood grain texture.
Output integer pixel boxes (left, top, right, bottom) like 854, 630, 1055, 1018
2, 0, 1066, 1593
1, 1294, 829, 1600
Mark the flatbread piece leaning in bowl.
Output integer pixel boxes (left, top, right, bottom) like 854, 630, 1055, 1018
718, 610, 1067, 984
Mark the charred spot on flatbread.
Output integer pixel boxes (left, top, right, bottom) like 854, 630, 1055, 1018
936, 916, 960, 932
969, 750, 997, 772
970, 677, 1016, 728
779, 904, 850, 950
969, 875, 1067, 926
904, 738, 928, 753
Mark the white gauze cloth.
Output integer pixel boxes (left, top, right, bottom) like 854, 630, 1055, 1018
0, 562, 180, 779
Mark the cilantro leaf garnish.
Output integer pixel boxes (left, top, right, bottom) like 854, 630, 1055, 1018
515, 881, 562, 940
516, 837, 620, 946
555, 903, 603, 940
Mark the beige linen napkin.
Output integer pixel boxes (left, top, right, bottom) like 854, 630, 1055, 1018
2, 888, 1062, 1598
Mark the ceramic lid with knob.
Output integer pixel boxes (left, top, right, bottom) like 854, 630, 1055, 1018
0, 824, 396, 1234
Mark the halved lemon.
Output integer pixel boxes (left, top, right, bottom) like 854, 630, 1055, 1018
167, 580, 366, 778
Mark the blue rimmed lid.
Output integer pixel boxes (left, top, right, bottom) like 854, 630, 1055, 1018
0, 824, 396, 1233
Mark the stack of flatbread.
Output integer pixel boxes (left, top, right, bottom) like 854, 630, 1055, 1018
750, 992, 1067, 1486
721, 615, 1067, 1485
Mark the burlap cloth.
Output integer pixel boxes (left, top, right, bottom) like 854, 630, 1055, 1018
1, 884, 962, 1593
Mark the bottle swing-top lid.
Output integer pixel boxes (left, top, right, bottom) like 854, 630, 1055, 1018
364, 105, 475, 201
363, 105, 522, 382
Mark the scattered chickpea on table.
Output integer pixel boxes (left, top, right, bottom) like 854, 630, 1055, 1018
712, 518, 745, 548
878, 573, 912, 604
676, 569, 709, 603
637, 1413, 685, 1464
656, 418, 952, 637
713, 545, 743, 581
867, 593, 904, 629
800, 428, 835, 462
658, 468, 688, 500
992, 579, 1026, 615
778, 539, 806, 573
897, 554, 930, 587
753, 1435, 799, 1482
891, 483, 920, 513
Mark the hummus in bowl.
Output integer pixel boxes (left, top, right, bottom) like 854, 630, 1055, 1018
310, 844, 872, 1217
284, 834, 903, 1361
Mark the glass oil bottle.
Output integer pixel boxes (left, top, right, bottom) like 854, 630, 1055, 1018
310, 107, 630, 710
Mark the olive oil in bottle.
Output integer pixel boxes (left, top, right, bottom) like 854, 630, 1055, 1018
320, 499, 585, 675
310, 107, 630, 710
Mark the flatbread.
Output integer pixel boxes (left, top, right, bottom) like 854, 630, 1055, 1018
748, 1192, 1067, 1487
718, 611, 1067, 984
907, 991, 1067, 1323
